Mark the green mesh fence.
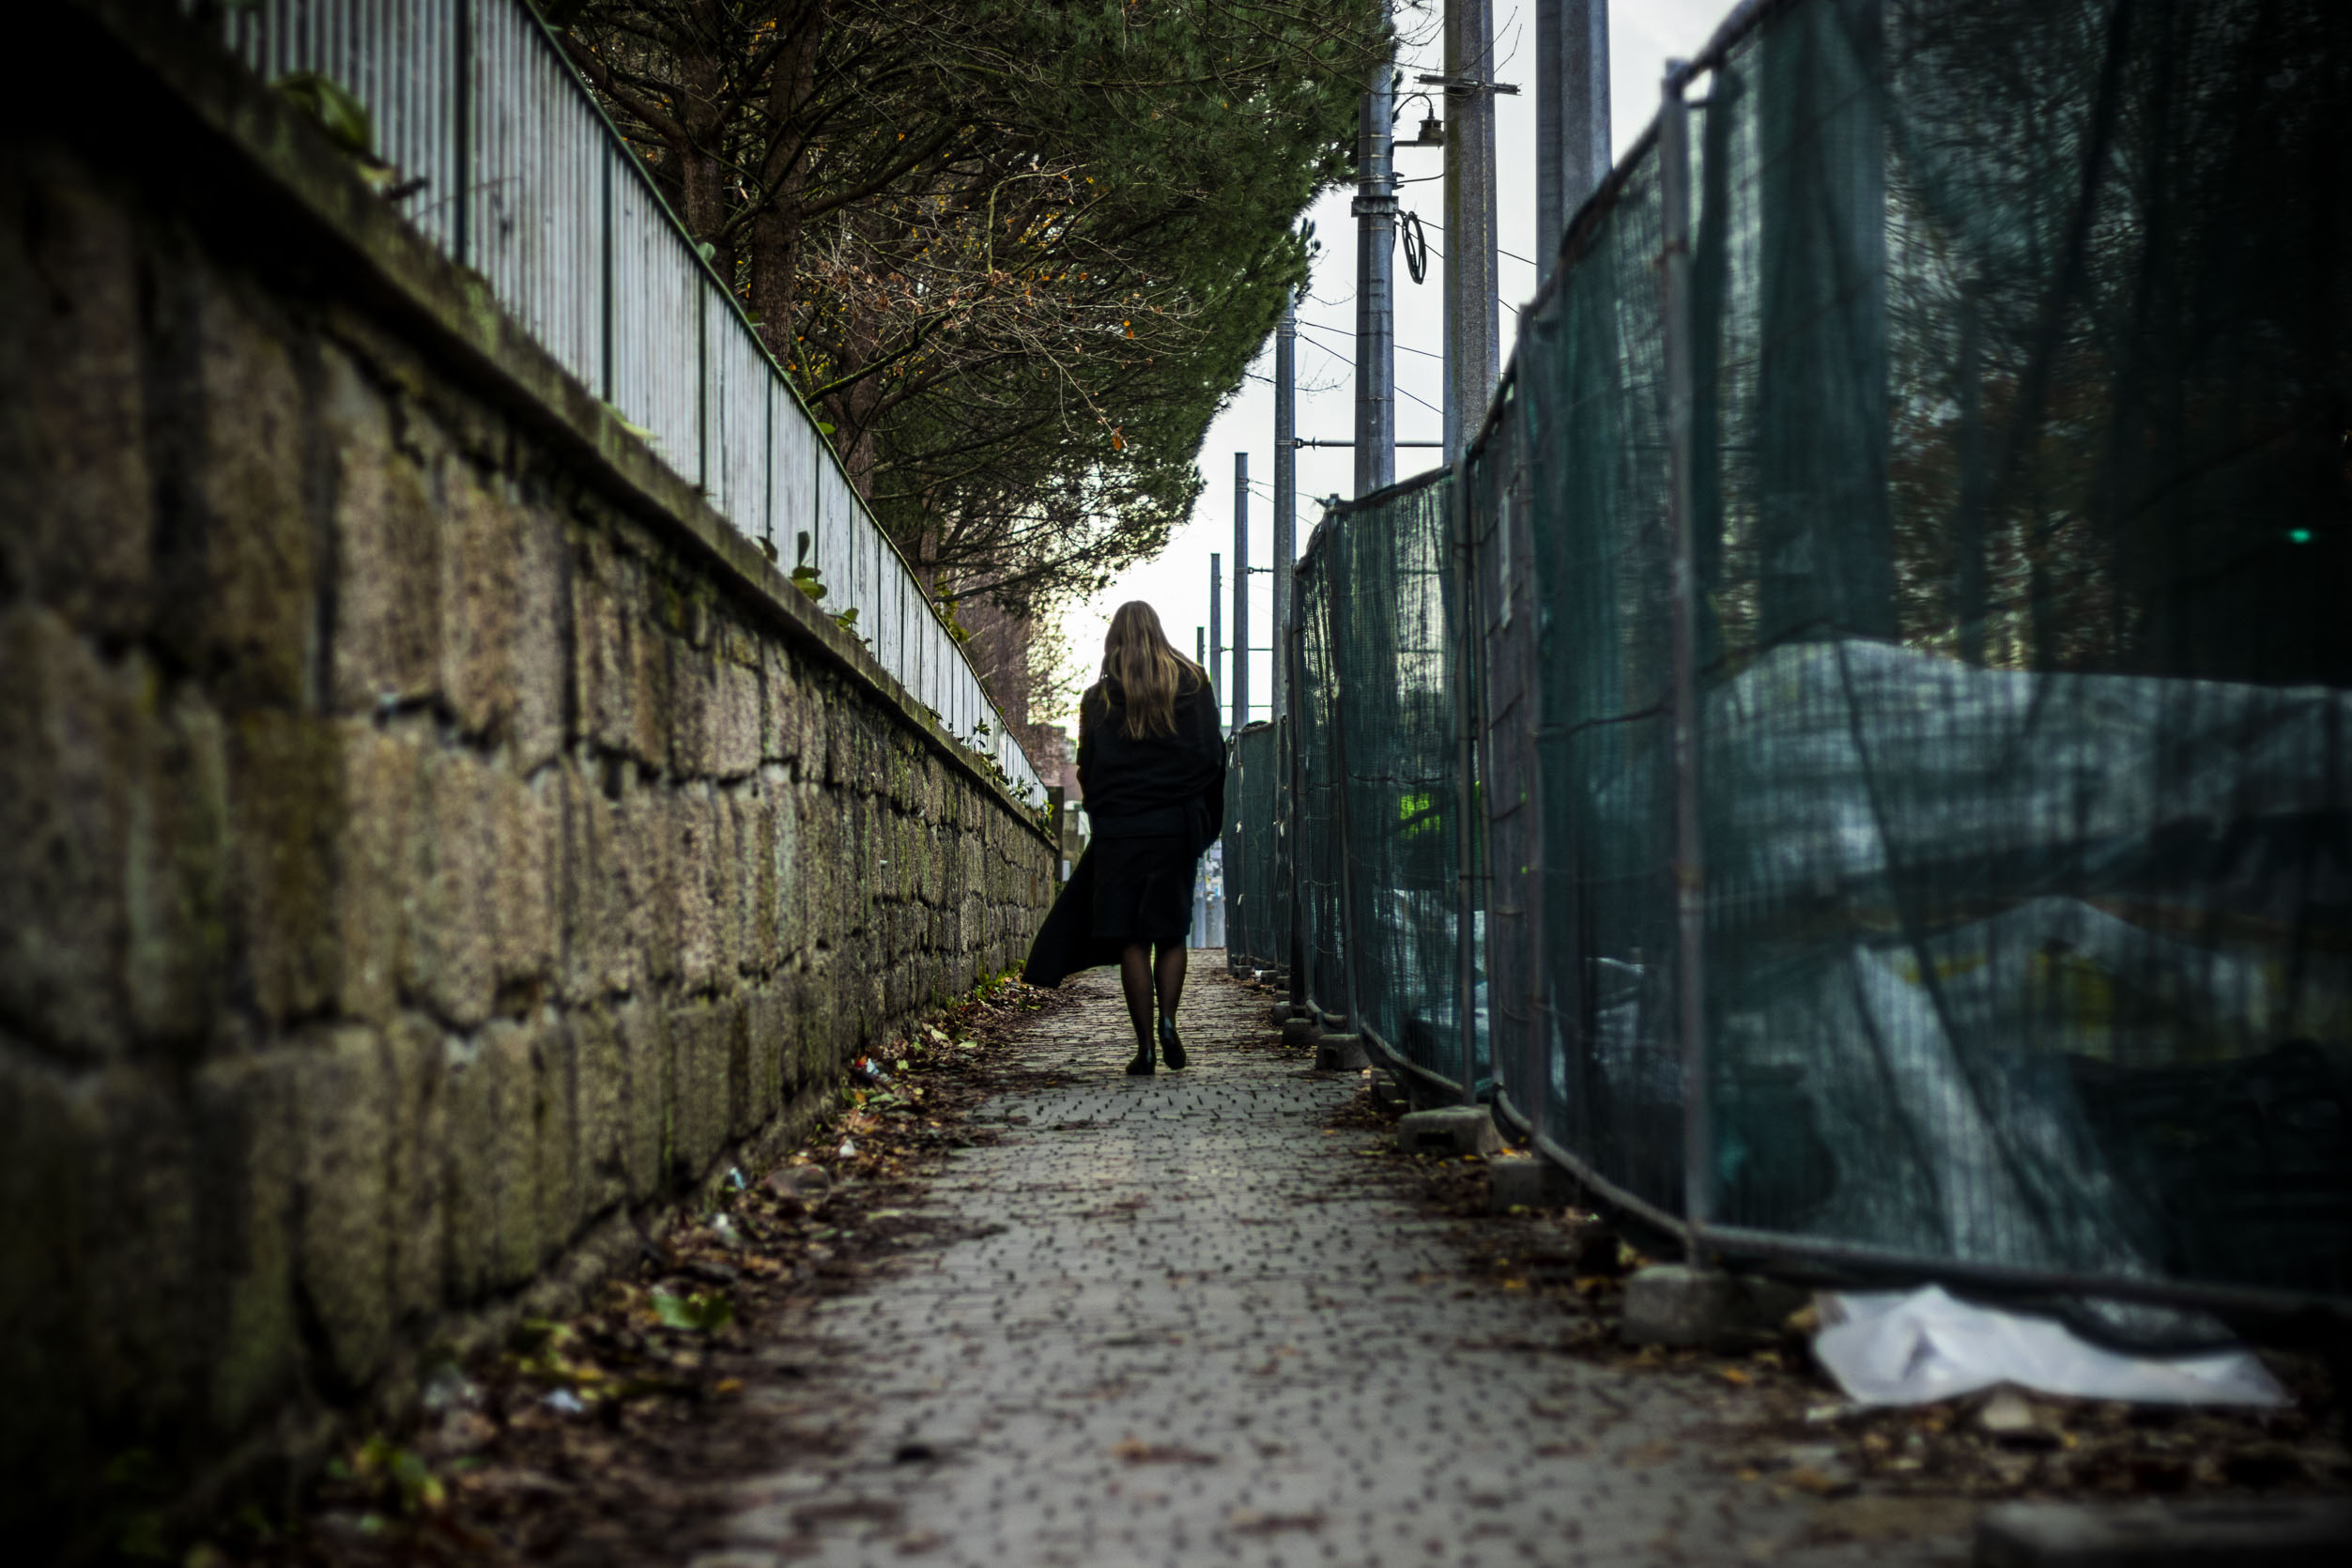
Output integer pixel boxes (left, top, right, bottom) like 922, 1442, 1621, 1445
1473, 113, 1687, 1217
1268, 0, 2352, 1316
1479, 0, 2351, 1316
1222, 721, 1288, 972
1293, 566, 1349, 1021
1297, 476, 1487, 1089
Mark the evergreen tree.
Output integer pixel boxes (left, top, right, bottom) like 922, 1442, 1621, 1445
547, 0, 1389, 631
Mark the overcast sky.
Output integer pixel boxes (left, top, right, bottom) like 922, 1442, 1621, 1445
1049, 0, 1731, 730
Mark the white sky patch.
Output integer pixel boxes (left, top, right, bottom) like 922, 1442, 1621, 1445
1051, 0, 1731, 731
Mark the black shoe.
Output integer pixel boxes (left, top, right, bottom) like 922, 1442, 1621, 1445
1126, 1038, 1155, 1075
1159, 1016, 1187, 1070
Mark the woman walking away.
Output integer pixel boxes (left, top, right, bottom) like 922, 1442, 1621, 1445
1023, 602, 1227, 1074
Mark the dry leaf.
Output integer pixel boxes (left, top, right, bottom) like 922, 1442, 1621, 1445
1786, 1466, 1858, 1498
1111, 1438, 1221, 1466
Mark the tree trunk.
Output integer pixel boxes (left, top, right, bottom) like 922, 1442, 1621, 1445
676, 6, 731, 273
752, 0, 825, 360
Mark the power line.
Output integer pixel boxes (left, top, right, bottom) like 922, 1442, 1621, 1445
1282, 318, 1447, 420
1376, 233, 1530, 307
1295, 317, 1444, 361
1395, 209, 1542, 270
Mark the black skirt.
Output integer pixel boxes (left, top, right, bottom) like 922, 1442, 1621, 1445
1089, 834, 1196, 945
1024, 836, 1201, 986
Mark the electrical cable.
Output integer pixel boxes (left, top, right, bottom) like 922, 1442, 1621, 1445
1282, 319, 1447, 422
1397, 210, 1542, 270
1401, 210, 1431, 284
1294, 318, 1445, 361
1397, 382, 1445, 419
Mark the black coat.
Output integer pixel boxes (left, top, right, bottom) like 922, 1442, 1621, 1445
1076, 678, 1227, 838
1025, 678, 1226, 985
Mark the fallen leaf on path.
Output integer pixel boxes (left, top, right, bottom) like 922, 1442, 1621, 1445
1229, 1508, 1326, 1534
1786, 1466, 1858, 1498
1112, 1438, 1222, 1466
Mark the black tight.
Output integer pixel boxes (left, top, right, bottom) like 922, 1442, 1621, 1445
1118, 942, 1187, 1045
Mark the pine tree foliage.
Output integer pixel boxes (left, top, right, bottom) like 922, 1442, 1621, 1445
546, 0, 1391, 623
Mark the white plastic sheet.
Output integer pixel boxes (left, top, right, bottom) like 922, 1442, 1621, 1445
1812, 1285, 2289, 1407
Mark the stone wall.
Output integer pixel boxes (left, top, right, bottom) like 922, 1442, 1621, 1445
0, 4, 1054, 1549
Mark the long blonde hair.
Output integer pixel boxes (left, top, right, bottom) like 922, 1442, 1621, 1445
1090, 601, 1207, 739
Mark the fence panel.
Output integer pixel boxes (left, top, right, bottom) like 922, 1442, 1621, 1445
469, 0, 605, 392
707, 300, 771, 540
1467, 370, 1547, 1149
1222, 722, 1286, 972
1268, 0, 2352, 1316
608, 164, 702, 481
1293, 557, 1349, 1021
1304, 474, 1484, 1089
1501, 130, 1690, 1215
1676, 0, 2352, 1312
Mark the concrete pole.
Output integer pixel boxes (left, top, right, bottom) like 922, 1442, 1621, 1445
1444, 0, 1500, 461
1209, 553, 1222, 711
1353, 38, 1396, 496
1536, 0, 1611, 282
1233, 452, 1251, 733
1273, 300, 1296, 721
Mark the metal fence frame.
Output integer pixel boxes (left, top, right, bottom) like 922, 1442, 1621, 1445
192, 0, 1043, 802
1222, 720, 1285, 972
1292, 472, 1490, 1103
1260, 0, 2352, 1322
1475, 4, 2347, 1318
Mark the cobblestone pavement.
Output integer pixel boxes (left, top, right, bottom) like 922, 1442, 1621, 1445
701, 962, 1973, 1568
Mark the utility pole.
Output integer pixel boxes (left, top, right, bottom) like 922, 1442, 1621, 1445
1441, 0, 1500, 460
1272, 300, 1296, 721
1536, 0, 1611, 281
1209, 553, 1223, 710
1353, 33, 1396, 497
1232, 453, 1251, 733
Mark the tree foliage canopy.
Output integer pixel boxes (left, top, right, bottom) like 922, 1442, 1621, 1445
548, 0, 1389, 620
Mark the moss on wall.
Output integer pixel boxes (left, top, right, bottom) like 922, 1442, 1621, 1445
0, 13, 1053, 1551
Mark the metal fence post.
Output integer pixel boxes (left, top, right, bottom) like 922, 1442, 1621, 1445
1660, 63, 1712, 1254
1286, 571, 1309, 1017
1322, 537, 1368, 1039
1451, 471, 1482, 1108
453, 0, 472, 268
697, 291, 710, 493
600, 142, 614, 403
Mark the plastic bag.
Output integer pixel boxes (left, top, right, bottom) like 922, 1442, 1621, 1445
1811, 1284, 2288, 1407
